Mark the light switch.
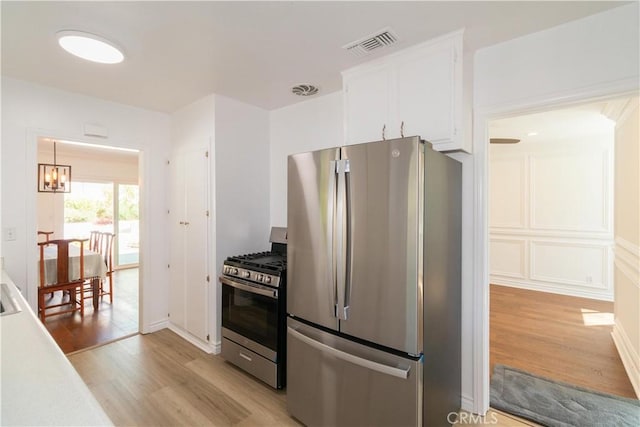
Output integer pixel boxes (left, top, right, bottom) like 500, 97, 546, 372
3, 227, 16, 241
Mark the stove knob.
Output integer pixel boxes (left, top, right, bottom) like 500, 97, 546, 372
242, 271, 251, 279
232, 268, 239, 275
264, 276, 272, 284
257, 274, 264, 282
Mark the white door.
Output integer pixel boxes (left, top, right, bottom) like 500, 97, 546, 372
169, 146, 210, 343
344, 64, 391, 145
184, 148, 209, 341
395, 43, 456, 146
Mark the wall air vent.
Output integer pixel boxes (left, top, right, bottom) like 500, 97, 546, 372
343, 27, 399, 57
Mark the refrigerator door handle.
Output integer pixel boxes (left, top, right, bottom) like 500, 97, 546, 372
329, 160, 338, 318
335, 159, 349, 320
288, 326, 410, 379
344, 160, 352, 319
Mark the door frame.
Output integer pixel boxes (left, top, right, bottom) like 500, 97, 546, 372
26, 128, 143, 331
471, 80, 639, 414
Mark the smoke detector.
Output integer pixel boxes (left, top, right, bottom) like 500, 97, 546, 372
343, 27, 399, 57
291, 84, 319, 97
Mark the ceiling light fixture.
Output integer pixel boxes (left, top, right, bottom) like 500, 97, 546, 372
56, 30, 124, 64
38, 141, 72, 193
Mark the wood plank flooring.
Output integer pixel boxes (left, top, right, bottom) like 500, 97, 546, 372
70, 329, 546, 426
66, 285, 637, 426
44, 268, 139, 353
490, 284, 636, 399
69, 329, 300, 427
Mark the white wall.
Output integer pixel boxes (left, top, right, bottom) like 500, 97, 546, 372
612, 97, 640, 397
473, 2, 639, 413
269, 92, 343, 226
489, 131, 615, 300
214, 94, 270, 268
214, 94, 270, 346
0, 77, 171, 332
475, 4, 639, 110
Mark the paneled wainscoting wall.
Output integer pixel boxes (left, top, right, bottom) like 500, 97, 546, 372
489, 128, 614, 301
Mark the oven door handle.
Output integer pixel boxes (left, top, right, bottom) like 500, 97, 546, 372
219, 276, 278, 299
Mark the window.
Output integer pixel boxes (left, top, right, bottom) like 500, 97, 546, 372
64, 181, 139, 268
117, 184, 139, 266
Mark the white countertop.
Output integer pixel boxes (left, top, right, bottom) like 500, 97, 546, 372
0, 270, 112, 426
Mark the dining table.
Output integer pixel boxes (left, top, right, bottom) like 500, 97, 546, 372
41, 244, 107, 310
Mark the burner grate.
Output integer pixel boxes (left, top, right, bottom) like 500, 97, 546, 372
225, 251, 287, 273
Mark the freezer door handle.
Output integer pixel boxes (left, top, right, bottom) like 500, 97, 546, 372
335, 159, 350, 320
287, 326, 410, 379
329, 160, 338, 318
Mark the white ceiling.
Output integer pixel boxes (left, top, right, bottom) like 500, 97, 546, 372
1, 1, 628, 113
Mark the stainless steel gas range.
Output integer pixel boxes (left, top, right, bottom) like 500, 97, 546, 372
219, 227, 287, 389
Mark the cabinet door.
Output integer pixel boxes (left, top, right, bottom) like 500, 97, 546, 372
395, 41, 458, 148
344, 64, 391, 145
183, 148, 209, 342
169, 146, 210, 343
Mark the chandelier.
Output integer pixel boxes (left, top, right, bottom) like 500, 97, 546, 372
38, 141, 72, 193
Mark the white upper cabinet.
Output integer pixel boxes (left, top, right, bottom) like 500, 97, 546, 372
343, 30, 467, 152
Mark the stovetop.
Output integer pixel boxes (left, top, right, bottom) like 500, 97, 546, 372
225, 251, 287, 271
224, 251, 287, 275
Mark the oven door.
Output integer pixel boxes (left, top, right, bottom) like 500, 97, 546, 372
220, 275, 279, 360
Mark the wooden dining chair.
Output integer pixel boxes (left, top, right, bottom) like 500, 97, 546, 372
79, 231, 115, 304
38, 239, 87, 322
100, 232, 116, 303
37, 230, 54, 243
89, 230, 102, 252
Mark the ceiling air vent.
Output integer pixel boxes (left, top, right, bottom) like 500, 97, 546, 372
291, 84, 319, 97
343, 27, 399, 57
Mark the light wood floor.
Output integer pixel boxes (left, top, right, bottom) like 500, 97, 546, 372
67, 285, 638, 427
69, 329, 300, 426
490, 284, 636, 399
71, 329, 537, 427
44, 268, 139, 353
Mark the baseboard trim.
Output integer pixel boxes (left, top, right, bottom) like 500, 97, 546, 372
490, 277, 613, 301
612, 321, 640, 398
142, 319, 169, 334
460, 393, 475, 413
168, 323, 215, 354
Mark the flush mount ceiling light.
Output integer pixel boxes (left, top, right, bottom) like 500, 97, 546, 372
56, 30, 124, 64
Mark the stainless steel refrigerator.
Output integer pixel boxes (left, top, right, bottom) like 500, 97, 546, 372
286, 136, 462, 426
